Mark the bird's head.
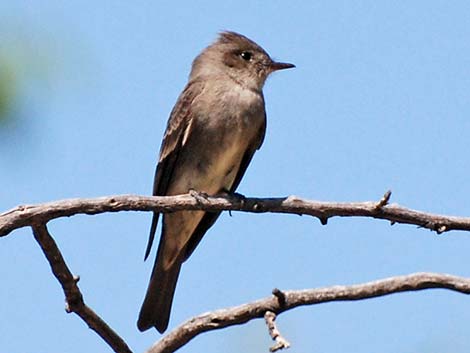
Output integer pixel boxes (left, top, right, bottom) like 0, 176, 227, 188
190, 31, 294, 92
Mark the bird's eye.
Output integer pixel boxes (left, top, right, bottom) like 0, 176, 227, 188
240, 51, 252, 61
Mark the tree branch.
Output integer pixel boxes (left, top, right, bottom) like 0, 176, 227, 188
147, 272, 470, 353
2, 191, 470, 237
31, 223, 132, 353
4, 193, 470, 352
264, 311, 290, 352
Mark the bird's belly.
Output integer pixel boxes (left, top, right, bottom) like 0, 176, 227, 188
203, 140, 244, 190
162, 136, 246, 266
169, 136, 246, 196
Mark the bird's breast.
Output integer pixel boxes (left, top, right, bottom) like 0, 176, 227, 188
167, 84, 264, 195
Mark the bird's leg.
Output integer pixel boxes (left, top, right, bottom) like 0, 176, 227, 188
219, 188, 246, 217
219, 188, 246, 201
188, 189, 209, 204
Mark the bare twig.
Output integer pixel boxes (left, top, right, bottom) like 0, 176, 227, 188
264, 311, 290, 352
375, 190, 392, 209
146, 272, 470, 353
272, 288, 287, 308
2, 193, 470, 237
31, 224, 132, 353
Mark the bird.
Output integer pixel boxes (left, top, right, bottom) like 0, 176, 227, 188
137, 31, 294, 333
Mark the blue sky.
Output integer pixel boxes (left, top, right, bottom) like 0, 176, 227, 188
1, 1, 470, 352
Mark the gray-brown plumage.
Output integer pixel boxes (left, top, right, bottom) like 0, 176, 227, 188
137, 31, 294, 333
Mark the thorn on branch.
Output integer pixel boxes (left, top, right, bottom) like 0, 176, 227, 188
375, 190, 392, 210
264, 311, 291, 352
436, 225, 447, 234
272, 288, 287, 308
319, 217, 328, 225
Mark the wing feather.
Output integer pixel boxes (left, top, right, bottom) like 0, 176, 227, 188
144, 80, 204, 260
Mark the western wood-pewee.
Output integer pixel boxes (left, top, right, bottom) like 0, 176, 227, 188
137, 31, 294, 333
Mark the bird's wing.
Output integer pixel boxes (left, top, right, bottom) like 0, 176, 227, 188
182, 110, 267, 261
144, 80, 204, 260
229, 110, 266, 192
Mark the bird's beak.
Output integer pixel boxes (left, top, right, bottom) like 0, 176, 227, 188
269, 61, 295, 72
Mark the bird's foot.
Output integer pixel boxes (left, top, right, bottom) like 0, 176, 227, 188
189, 189, 209, 204
219, 188, 246, 202
219, 189, 246, 217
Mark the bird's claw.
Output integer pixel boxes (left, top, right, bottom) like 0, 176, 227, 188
220, 188, 246, 202
189, 189, 209, 203
230, 191, 246, 201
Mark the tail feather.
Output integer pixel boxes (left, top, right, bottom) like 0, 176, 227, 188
137, 257, 182, 333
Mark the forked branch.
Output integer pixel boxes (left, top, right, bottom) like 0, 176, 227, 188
2, 192, 470, 352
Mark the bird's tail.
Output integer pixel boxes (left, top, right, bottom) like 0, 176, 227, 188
137, 256, 182, 333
